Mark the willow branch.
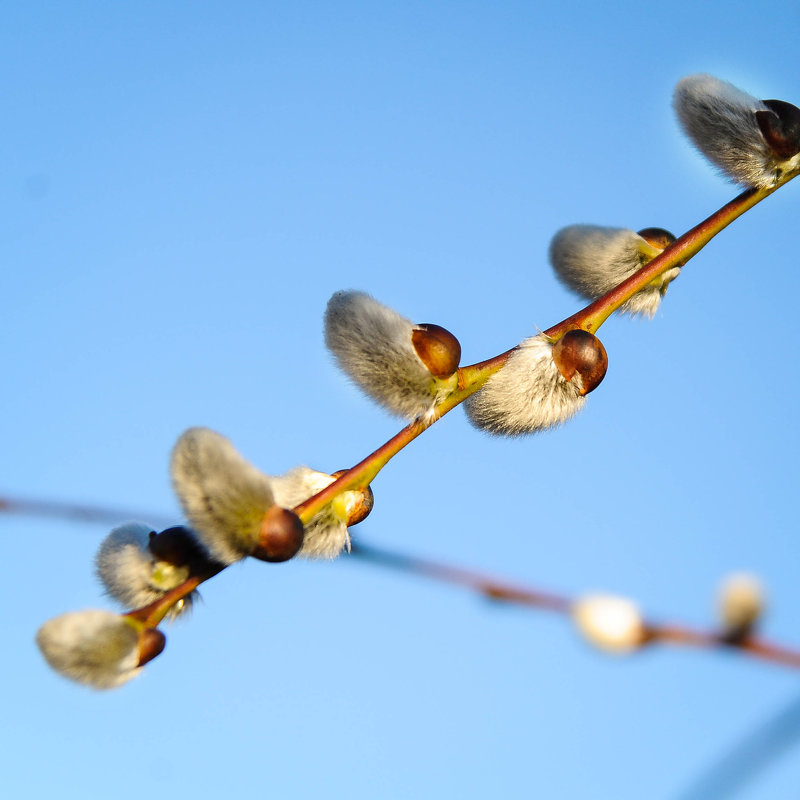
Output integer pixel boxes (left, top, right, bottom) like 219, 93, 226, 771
297, 182, 790, 522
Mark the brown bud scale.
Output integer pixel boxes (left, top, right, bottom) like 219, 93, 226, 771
636, 227, 676, 251
138, 627, 167, 667
252, 505, 305, 563
756, 99, 800, 160
148, 526, 203, 567
551, 330, 608, 396
412, 323, 461, 378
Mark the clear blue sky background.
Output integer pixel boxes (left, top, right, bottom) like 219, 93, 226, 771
3, 2, 800, 798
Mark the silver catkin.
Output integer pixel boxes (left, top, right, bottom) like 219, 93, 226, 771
673, 74, 798, 188
95, 522, 194, 617
36, 610, 143, 690
464, 334, 585, 436
170, 427, 274, 565
325, 291, 452, 419
549, 225, 680, 318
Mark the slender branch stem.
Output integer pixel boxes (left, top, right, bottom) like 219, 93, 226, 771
546, 186, 767, 336
124, 562, 224, 628
298, 182, 787, 522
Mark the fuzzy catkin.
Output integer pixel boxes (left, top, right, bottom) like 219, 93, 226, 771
673, 74, 799, 188
96, 523, 194, 616
464, 334, 585, 436
718, 573, 765, 633
271, 467, 351, 559
36, 610, 143, 690
171, 427, 274, 565
572, 595, 644, 654
549, 225, 679, 318
325, 291, 452, 419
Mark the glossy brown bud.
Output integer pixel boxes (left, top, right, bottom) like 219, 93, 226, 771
252, 505, 305, 563
148, 526, 204, 567
331, 470, 375, 526
756, 99, 800, 159
412, 323, 461, 378
137, 627, 166, 667
551, 330, 608, 396
636, 227, 676, 251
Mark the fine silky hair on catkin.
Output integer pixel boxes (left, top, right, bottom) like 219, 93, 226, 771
95, 523, 198, 617
36, 610, 145, 690
464, 334, 586, 436
549, 225, 679, 318
325, 291, 458, 419
171, 427, 275, 565
673, 74, 800, 188
270, 467, 352, 559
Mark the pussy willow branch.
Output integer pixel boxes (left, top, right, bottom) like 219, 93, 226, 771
296, 182, 787, 523
4, 495, 800, 670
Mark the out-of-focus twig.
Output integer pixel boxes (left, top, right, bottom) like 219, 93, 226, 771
675, 692, 800, 800
4, 493, 800, 671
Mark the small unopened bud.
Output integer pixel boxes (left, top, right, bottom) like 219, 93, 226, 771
170, 427, 275, 565
673, 74, 800, 187
465, 333, 604, 436
411, 324, 461, 378
137, 627, 167, 666
551, 330, 608, 396
717, 573, 765, 640
252, 505, 305, 563
549, 225, 679, 317
325, 291, 459, 419
572, 594, 646, 654
331, 470, 374, 526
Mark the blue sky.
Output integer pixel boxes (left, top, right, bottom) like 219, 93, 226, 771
3, 2, 800, 798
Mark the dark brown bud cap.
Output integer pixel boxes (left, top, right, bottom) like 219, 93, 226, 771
331, 470, 375, 526
636, 227, 676, 251
756, 99, 800, 160
551, 330, 608, 396
149, 526, 205, 567
137, 627, 166, 667
252, 505, 305, 562
412, 323, 461, 378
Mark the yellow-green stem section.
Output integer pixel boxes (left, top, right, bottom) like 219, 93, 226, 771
125, 564, 222, 628
548, 185, 767, 337
294, 178, 794, 524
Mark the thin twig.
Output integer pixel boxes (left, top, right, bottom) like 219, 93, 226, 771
5, 494, 800, 671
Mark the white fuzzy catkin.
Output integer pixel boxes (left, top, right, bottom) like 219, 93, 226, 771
549, 225, 680, 318
464, 334, 586, 436
717, 573, 765, 633
325, 291, 456, 419
572, 595, 645, 654
36, 610, 143, 689
271, 467, 352, 559
171, 427, 275, 565
96, 523, 193, 617
673, 74, 800, 187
